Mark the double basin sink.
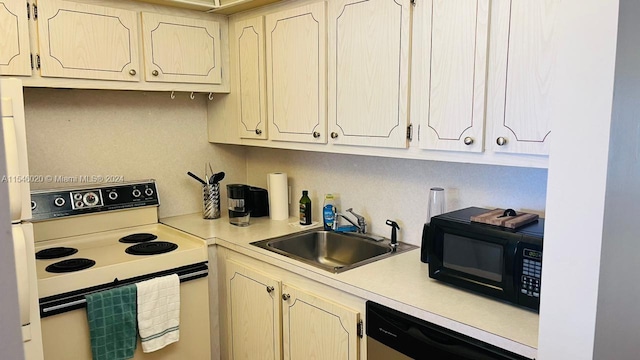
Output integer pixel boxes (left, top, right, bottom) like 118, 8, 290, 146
251, 229, 417, 273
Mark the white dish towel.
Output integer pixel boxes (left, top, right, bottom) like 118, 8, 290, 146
136, 274, 180, 353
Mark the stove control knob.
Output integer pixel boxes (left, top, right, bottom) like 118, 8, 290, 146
54, 197, 65, 207
132, 189, 142, 198
108, 191, 118, 200
83, 192, 99, 206
144, 188, 154, 197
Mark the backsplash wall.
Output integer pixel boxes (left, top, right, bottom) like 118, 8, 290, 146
245, 148, 548, 246
21, 87, 548, 236
23, 88, 247, 218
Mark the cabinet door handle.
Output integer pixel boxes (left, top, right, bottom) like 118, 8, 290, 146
282, 293, 290, 301
256, 129, 263, 135
463, 137, 474, 145
330, 132, 338, 139
496, 137, 507, 146
151, 70, 159, 76
313, 131, 320, 138
266, 286, 274, 293
129, 69, 136, 76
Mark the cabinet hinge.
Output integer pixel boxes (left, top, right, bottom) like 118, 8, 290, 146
407, 123, 413, 141
33, 4, 37, 19
411, 0, 416, 6
357, 320, 364, 338
26, 2, 30, 19
36, 54, 41, 70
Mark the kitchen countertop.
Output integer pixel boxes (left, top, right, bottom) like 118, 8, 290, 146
161, 213, 539, 359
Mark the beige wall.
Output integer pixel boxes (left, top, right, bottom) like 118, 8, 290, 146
245, 147, 547, 246
21, 88, 547, 242
23, 88, 247, 218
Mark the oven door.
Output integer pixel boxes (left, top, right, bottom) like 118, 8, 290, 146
427, 222, 518, 302
39, 264, 211, 360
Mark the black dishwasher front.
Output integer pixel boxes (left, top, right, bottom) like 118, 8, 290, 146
366, 301, 532, 360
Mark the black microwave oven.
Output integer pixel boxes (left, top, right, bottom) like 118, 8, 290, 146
422, 207, 544, 311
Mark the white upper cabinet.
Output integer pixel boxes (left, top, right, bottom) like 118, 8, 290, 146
140, 12, 223, 84
0, 0, 31, 76
266, 2, 327, 144
35, 0, 141, 82
235, 16, 267, 139
417, 0, 489, 152
327, 0, 411, 148
486, 0, 559, 155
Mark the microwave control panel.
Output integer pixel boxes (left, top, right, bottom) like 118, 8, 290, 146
520, 248, 542, 298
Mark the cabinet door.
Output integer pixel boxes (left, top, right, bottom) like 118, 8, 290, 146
0, 0, 31, 76
35, 0, 140, 82
417, 0, 489, 152
327, 0, 411, 149
235, 16, 267, 139
282, 283, 359, 360
141, 12, 222, 84
226, 260, 281, 360
487, 0, 559, 155
266, 2, 326, 144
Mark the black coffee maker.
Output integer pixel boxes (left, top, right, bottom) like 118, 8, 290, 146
226, 184, 269, 226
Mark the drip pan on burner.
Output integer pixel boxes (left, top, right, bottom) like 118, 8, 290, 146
119, 233, 158, 243
36, 247, 78, 259
46, 258, 96, 273
125, 241, 178, 255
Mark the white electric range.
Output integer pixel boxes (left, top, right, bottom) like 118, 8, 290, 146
31, 180, 211, 359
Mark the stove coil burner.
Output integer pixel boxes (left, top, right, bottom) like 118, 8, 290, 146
119, 233, 158, 243
36, 247, 78, 260
125, 241, 178, 256
45, 258, 96, 273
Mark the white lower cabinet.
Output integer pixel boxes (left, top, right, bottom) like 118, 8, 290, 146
283, 283, 359, 359
227, 259, 281, 359
224, 257, 362, 360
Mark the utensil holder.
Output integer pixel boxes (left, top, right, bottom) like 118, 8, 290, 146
203, 183, 220, 219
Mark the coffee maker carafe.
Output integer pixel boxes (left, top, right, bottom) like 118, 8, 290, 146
226, 184, 269, 226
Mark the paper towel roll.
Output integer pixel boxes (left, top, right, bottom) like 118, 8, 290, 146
267, 172, 289, 220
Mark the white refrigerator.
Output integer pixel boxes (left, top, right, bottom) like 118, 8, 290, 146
1, 78, 44, 360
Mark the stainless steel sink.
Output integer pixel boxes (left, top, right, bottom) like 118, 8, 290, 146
251, 230, 417, 273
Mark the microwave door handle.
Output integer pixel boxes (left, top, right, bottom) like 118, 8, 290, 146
405, 326, 497, 360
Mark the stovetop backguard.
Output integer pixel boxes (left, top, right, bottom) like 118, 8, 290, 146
30, 179, 159, 221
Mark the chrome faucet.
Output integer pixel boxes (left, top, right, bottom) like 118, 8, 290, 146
333, 208, 367, 234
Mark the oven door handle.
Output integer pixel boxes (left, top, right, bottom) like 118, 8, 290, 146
40, 262, 208, 317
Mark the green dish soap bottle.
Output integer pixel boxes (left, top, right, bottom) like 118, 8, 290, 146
299, 190, 312, 225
